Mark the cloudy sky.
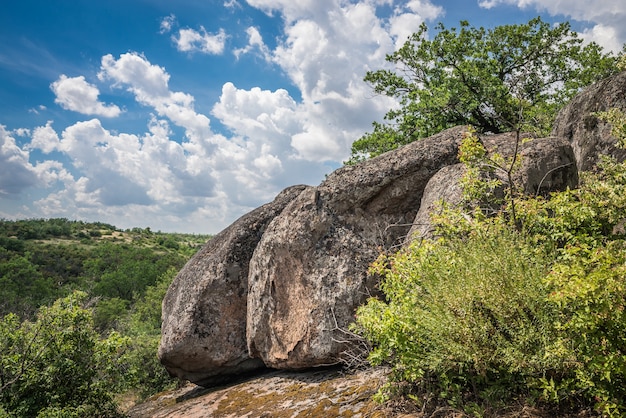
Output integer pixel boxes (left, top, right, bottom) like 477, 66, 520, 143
1, 0, 624, 234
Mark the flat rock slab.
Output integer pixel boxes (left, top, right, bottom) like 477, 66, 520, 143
126, 367, 388, 418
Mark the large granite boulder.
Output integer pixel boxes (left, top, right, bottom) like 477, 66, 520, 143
158, 185, 309, 385
160, 125, 581, 380
159, 72, 626, 384
480, 132, 579, 196
552, 71, 626, 171
160, 70, 626, 383
246, 126, 468, 369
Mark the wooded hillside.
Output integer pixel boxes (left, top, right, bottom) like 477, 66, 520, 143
0, 218, 211, 417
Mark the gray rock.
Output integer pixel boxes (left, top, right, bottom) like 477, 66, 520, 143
552, 71, 626, 171
406, 134, 579, 242
481, 132, 579, 196
405, 163, 466, 242
158, 185, 309, 385
246, 126, 468, 369
514, 136, 578, 196
159, 71, 626, 383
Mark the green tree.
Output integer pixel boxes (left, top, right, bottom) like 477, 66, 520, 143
84, 243, 184, 301
0, 249, 55, 318
349, 17, 619, 162
94, 297, 130, 332
0, 291, 128, 417
120, 267, 179, 399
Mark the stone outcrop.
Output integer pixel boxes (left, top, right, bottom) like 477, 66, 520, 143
247, 126, 468, 369
159, 73, 626, 386
480, 132, 578, 196
553, 71, 626, 171
406, 133, 578, 241
158, 185, 309, 385
127, 367, 389, 418
405, 163, 466, 241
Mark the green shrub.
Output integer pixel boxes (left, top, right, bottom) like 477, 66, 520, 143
355, 220, 558, 411
94, 297, 130, 331
0, 292, 128, 417
355, 113, 626, 415
119, 268, 179, 398
543, 241, 626, 416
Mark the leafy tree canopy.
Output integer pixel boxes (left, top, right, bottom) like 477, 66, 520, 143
0, 291, 127, 417
348, 17, 621, 163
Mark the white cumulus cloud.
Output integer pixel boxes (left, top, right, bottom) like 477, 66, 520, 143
160, 14, 176, 34
389, 0, 443, 47
30, 117, 216, 211
254, 0, 412, 160
580, 23, 623, 54
98, 52, 212, 144
51, 75, 122, 117
234, 26, 271, 59
174, 27, 227, 54
30, 121, 60, 153
477, 0, 626, 53
0, 125, 38, 196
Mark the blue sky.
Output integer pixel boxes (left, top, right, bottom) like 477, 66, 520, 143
1, 0, 624, 234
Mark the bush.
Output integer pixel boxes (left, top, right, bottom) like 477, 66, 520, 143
0, 292, 128, 417
118, 267, 179, 398
355, 115, 626, 415
543, 241, 626, 415
355, 220, 558, 411
519, 156, 626, 415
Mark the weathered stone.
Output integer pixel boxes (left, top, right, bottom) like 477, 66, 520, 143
158, 185, 309, 385
481, 132, 579, 196
405, 163, 466, 242
513, 136, 579, 196
406, 134, 578, 242
159, 72, 626, 384
246, 126, 469, 369
126, 367, 389, 418
552, 71, 626, 171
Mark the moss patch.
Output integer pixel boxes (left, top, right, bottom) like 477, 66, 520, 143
213, 368, 384, 417
127, 367, 388, 418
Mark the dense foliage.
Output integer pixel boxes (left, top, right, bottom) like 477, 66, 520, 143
0, 219, 211, 417
348, 17, 620, 163
354, 117, 626, 416
0, 292, 126, 418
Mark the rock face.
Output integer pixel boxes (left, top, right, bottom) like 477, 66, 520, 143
247, 126, 468, 369
159, 73, 626, 386
406, 134, 578, 241
405, 163, 466, 241
553, 71, 626, 171
158, 185, 309, 385
480, 132, 578, 196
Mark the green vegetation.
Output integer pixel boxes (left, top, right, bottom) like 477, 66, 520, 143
0, 219, 211, 417
348, 17, 619, 163
354, 112, 626, 415
0, 292, 126, 418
